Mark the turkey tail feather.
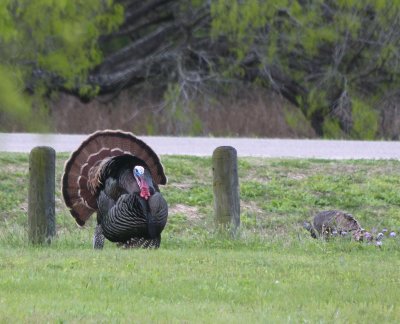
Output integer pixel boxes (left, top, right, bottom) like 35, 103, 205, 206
62, 130, 167, 226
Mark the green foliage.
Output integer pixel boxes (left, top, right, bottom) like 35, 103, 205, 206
0, 66, 52, 132
322, 118, 344, 138
351, 99, 379, 139
211, 0, 287, 62
284, 104, 314, 135
3, 0, 123, 79
0, 0, 123, 130
0, 66, 31, 129
163, 83, 203, 135
210, 0, 400, 139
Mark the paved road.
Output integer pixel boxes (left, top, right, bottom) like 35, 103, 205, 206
0, 133, 399, 159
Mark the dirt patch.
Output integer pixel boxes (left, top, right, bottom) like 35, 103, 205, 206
241, 200, 264, 216
170, 183, 193, 190
169, 204, 202, 221
286, 173, 307, 180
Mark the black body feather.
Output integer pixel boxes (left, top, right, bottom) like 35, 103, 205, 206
94, 155, 168, 249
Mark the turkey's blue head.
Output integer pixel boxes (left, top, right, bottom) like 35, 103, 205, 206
134, 165, 144, 178
134, 166, 151, 200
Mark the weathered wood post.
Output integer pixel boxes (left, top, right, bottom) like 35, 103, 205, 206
28, 146, 56, 244
212, 146, 240, 235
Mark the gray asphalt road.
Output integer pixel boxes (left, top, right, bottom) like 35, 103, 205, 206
0, 133, 399, 159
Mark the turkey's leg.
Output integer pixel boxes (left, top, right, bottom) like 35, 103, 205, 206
93, 224, 105, 249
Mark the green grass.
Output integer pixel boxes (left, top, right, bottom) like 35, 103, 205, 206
1, 153, 400, 323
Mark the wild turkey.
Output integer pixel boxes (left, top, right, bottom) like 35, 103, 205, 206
62, 130, 168, 249
303, 210, 364, 241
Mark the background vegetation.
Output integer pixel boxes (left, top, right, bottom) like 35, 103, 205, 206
0, 152, 399, 322
2, 1, 400, 138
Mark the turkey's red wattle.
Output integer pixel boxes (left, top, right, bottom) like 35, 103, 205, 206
139, 178, 150, 200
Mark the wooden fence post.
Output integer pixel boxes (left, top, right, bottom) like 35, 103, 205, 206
212, 146, 240, 235
28, 146, 56, 244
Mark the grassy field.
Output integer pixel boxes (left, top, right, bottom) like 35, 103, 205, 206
0, 152, 399, 323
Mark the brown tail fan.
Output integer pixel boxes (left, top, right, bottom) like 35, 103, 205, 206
62, 130, 167, 226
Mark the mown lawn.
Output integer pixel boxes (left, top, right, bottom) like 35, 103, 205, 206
0, 153, 399, 323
